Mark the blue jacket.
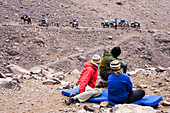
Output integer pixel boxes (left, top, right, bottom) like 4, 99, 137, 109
107, 72, 133, 101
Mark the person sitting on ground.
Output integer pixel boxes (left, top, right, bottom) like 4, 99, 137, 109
107, 60, 145, 104
65, 54, 102, 105
97, 47, 127, 88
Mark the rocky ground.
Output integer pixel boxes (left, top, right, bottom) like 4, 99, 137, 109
0, 0, 169, 113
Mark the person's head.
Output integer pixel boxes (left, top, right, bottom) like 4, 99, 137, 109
91, 54, 101, 67
110, 47, 121, 58
110, 60, 123, 76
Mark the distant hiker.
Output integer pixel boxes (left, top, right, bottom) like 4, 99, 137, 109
41, 18, 48, 24
135, 21, 140, 28
101, 20, 109, 28
65, 54, 102, 105
119, 19, 125, 27
40, 18, 49, 27
110, 19, 117, 30
96, 47, 127, 88
21, 14, 32, 24
107, 60, 145, 104
70, 19, 78, 27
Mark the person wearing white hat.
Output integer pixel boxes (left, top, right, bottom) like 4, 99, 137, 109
107, 60, 145, 104
65, 54, 102, 105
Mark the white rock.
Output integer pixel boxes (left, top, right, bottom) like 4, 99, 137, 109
154, 89, 160, 93
46, 74, 55, 79
78, 109, 86, 113
139, 85, 148, 88
114, 104, 160, 113
107, 36, 113, 39
7, 64, 30, 75
162, 100, 170, 106
127, 71, 138, 76
30, 66, 42, 73
146, 67, 156, 71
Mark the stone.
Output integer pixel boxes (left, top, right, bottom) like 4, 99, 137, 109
4, 15, 8, 19
61, 81, 71, 89
76, 103, 80, 106
75, 47, 85, 53
59, 75, 64, 80
107, 36, 113, 39
78, 109, 86, 113
78, 56, 87, 62
154, 89, 160, 93
155, 66, 166, 72
139, 84, 148, 88
84, 104, 95, 112
51, 78, 61, 84
57, 86, 63, 90
5, 73, 13, 77
166, 67, 170, 77
46, 74, 55, 79
7, 64, 30, 75
42, 79, 56, 85
114, 104, 161, 113
30, 66, 42, 74
93, 104, 100, 109
37, 73, 46, 77
32, 74, 42, 80
0, 79, 21, 90
166, 32, 170, 35
0, 72, 6, 78
71, 69, 80, 76
127, 70, 138, 76
116, 1, 123, 5
162, 100, 170, 106
100, 101, 109, 107
53, 72, 64, 77
22, 75, 31, 79
146, 67, 156, 71
8, 50, 19, 56
148, 30, 155, 33
12, 77, 23, 83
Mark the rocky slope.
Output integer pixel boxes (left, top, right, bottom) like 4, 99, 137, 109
0, 0, 169, 112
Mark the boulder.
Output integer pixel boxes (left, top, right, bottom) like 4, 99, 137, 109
162, 100, 170, 106
100, 101, 109, 107
42, 79, 56, 85
113, 104, 161, 113
71, 69, 80, 76
78, 56, 87, 62
155, 66, 166, 72
7, 64, 30, 75
0, 78, 21, 90
83, 104, 95, 112
75, 47, 85, 53
0, 72, 6, 78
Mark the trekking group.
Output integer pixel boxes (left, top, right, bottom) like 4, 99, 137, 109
65, 47, 145, 105
21, 14, 140, 29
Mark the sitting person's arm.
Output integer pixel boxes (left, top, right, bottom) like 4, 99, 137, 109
79, 68, 95, 93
